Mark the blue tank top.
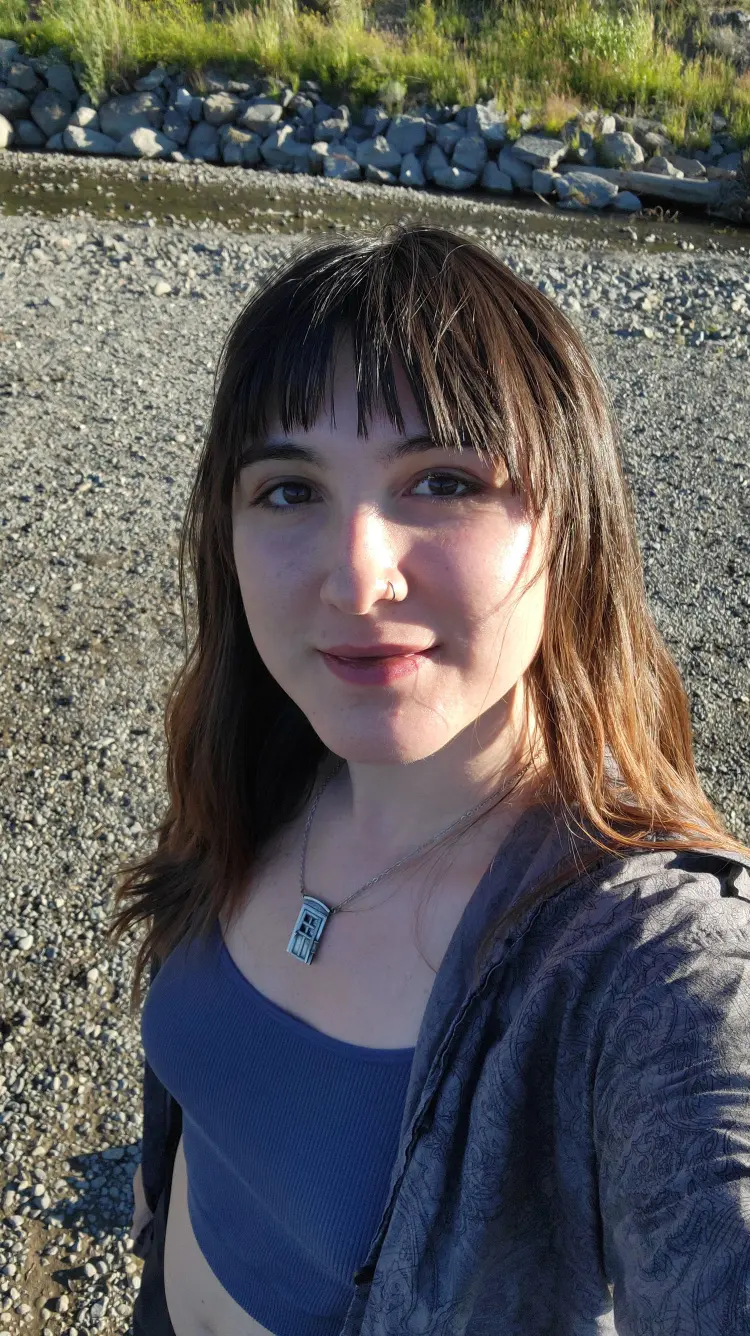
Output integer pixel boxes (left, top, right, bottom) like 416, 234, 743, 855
140, 919, 415, 1336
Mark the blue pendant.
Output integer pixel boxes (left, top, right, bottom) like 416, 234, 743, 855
286, 896, 332, 964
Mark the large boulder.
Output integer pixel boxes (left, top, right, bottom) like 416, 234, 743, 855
45, 63, 79, 104
68, 106, 99, 130
98, 91, 164, 140
14, 119, 46, 148
612, 190, 643, 212
0, 113, 14, 149
356, 134, 402, 172
236, 101, 283, 137
422, 142, 450, 182
0, 87, 30, 121
497, 143, 533, 188
316, 113, 350, 142
30, 89, 71, 139
218, 124, 262, 166
186, 121, 219, 161
116, 126, 178, 158
510, 134, 568, 170
597, 131, 644, 168
481, 161, 514, 193
0, 39, 19, 74
466, 99, 507, 147
323, 148, 361, 179
452, 134, 488, 174
644, 155, 684, 177
7, 59, 43, 96
555, 170, 619, 208
431, 164, 479, 190
202, 92, 244, 126
386, 114, 427, 155
63, 125, 119, 154
435, 121, 464, 155
261, 123, 312, 169
399, 151, 425, 187
162, 108, 191, 147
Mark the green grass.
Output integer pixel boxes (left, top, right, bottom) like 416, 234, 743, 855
2, 0, 749, 148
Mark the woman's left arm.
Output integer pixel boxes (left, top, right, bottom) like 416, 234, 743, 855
594, 908, 750, 1336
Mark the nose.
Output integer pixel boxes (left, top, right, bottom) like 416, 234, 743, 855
319, 503, 401, 614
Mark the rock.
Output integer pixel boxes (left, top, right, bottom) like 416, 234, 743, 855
364, 163, 397, 185
497, 144, 534, 188
323, 149, 361, 180
202, 92, 243, 127
62, 125, 119, 154
642, 130, 674, 155
260, 124, 312, 170
0, 38, 19, 72
452, 134, 488, 174
316, 114, 350, 142
44, 64, 79, 104
664, 152, 706, 179
597, 131, 645, 168
645, 154, 684, 177
98, 92, 164, 139
68, 106, 99, 130
14, 119, 46, 148
360, 105, 390, 135
480, 161, 514, 193
510, 134, 567, 170
313, 100, 336, 122
7, 60, 43, 96
0, 113, 13, 149
0, 87, 30, 121
431, 164, 479, 189
717, 150, 743, 171
160, 109, 193, 150
399, 151, 425, 187
385, 114, 427, 155
186, 121, 219, 162
219, 125, 262, 166
466, 99, 507, 147
596, 114, 617, 135
532, 168, 558, 194
356, 134, 402, 171
555, 170, 619, 207
45, 131, 65, 151
236, 101, 282, 137
422, 142, 450, 182
116, 126, 178, 158
174, 87, 203, 121
133, 65, 169, 92
435, 121, 464, 155
30, 89, 72, 139
612, 190, 643, 212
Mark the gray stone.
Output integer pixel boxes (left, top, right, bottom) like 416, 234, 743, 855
14, 118, 46, 148
0, 39, 19, 72
315, 115, 351, 143
452, 134, 487, 175
386, 114, 427, 155
644, 155, 684, 177
161, 107, 190, 146
431, 164, 479, 190
62, 125, 119, 154
98, 92, 164, 139
480, 161, 514, 193
237, 101, 282, 137
0, 87, 30, 121
260, 124, 309, 170
435, 121, 464, 155
664, 152, 706, 179
532, 168, 558, 194
422, 142, 450, 182
555, 170, 618, 208
642, 130, 674, 155
219, 124, 262, 166
399, 151, 425, 187
116, 126, 178, 158
68, 106, 99, 130
356, 134, 402, 171
466, 99, 507, 147
510, 134, 567, 170
612, 190, 643, 212
717, 150, 743, 171
186, 120, 219, 162
45, 63, 79, 104
364, 163, 397, 185
323, 149, 361, 180
596, 114, 617, 135
7, 60, 43, 96
202, 92, 243, 127
497, 144, 533, 189
133, 65, 168, 92
174, 87, 203, 121
30, 89, 71, 139
598, 132, 644, 168
313, 100, 336, 122
45, 131, 65, 151
0, 112, 13, 149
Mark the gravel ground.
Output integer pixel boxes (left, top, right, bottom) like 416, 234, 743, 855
0, 163, 749, 1334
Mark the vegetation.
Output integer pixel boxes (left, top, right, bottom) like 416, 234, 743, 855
1, 0, 749, 148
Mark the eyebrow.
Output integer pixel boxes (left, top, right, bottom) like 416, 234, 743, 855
238, 433, 470, 470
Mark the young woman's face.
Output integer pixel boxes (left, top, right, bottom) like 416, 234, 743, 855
231, 336, 548, 767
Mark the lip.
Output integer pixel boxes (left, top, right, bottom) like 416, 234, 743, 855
321, 642, 436, 658
320, 647, 436, 685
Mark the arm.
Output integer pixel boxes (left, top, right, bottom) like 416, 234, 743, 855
593, 905, 750, 1335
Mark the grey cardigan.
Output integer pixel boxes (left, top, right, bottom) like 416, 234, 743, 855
135, 801, 750, 1334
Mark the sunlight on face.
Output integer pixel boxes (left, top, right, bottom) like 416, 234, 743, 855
231, 335, 548, 768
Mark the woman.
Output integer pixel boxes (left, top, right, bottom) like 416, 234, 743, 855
108, 222, 750, 1336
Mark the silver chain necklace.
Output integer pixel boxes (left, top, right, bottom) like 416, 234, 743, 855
286, 758, 531, 964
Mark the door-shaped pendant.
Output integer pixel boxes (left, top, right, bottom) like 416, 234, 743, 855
287, 896, 332, 964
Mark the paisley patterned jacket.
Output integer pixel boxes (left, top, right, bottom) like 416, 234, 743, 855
135, 800, 750, 1335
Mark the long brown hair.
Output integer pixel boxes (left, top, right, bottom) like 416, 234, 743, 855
107, 220, 750, 1018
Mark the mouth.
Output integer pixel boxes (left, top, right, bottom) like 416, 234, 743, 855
319, 646, 438, 684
